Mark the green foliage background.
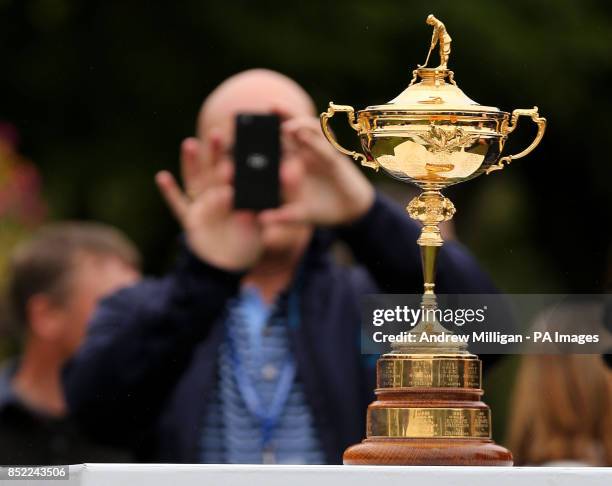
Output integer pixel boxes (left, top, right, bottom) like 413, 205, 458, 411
1, 0, 611, 444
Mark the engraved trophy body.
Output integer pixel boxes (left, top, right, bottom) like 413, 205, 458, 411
320, 15, 545, 466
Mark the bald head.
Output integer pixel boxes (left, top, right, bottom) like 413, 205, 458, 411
197, 69, 316, 138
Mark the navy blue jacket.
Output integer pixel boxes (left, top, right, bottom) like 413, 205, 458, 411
63, 193, 497, 464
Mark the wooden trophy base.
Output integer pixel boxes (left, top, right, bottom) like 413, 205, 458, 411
343, 353, 513, 466
344, 438, 512, 466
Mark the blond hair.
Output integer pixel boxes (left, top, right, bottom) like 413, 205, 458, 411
508, 352, 612, 465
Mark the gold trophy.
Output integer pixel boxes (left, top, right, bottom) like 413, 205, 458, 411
320, 15, 545, 466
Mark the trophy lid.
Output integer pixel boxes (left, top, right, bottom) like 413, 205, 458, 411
364, 15, 501, 114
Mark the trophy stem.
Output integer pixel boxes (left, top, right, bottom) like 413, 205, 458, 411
397, 190, 466, 354
420, 244, 439, 295
407, 190, 456, 297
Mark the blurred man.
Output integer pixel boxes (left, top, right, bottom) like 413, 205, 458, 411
63, 69, 497, 464
0, 223, 140, 464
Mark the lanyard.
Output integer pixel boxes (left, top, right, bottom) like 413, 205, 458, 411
225, 284, 301, 449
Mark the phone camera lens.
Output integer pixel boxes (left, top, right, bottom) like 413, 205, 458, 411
246, 153, 268, 169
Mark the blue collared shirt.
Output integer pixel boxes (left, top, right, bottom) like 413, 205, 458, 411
200, 286, 324, 464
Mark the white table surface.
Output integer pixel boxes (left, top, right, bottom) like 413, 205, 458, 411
9, 464, 611, 486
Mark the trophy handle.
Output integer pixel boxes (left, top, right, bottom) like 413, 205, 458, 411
485, 106, 546, 174
320, 102, 379, 170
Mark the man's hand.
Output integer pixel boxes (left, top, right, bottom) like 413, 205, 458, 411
156, 133, 262, 271
259, 116, 375, 227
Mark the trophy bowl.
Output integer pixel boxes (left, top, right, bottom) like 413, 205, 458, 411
321, 68, 546, 191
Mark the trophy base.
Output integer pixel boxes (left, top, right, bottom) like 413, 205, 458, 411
344, 352, 513, 466
343, 438, 512, 466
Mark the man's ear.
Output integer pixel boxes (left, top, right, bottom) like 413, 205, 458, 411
25, 294, 65, 341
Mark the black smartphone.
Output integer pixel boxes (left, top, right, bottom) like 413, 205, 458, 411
233, 113, 280, 210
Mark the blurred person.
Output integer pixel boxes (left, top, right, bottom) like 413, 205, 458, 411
508, 304, 612, 466
63, 69, 500, 464
0, 223, 141, 464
